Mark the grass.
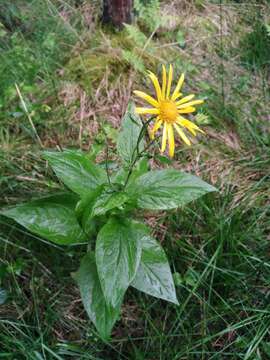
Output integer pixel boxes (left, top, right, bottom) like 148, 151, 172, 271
0, 0, 270, 359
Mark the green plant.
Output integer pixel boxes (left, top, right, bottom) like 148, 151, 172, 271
1, 103, 217, 340
134, 0, 161, 32
240, 20, 270, 71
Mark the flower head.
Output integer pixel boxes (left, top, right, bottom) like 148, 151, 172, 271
134, 65, 205, 157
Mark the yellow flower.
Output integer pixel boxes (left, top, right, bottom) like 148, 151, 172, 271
134, 65, 205, 157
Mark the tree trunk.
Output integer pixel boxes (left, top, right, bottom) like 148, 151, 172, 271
103, 0, 133, 28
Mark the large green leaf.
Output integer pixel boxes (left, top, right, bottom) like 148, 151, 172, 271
43, 150, 107, 197
73, 252, 121, 340
132, 236, 178, 305
117, 102, 144, 166
96, 218, 147, 307
1, 194, 87, 245
129, 169, 217, 210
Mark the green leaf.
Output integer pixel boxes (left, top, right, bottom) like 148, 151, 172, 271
76, 188, 128, 235
75, 188, 102, 220
1, 194, 87, 245
91, 191, 128, 217
75, 187, 103, 236
96, 218, 147, 307
132, 236, 178, 305
43, 150, 107, 197
129, 169, 217, 210
73, 252, 121, 340
117, 102, 144, 166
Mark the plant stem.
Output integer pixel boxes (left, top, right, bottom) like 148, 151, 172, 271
123, 116, 157, 189
100, 125, 114, 191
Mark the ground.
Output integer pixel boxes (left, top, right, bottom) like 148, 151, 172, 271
0, 0, 270, 359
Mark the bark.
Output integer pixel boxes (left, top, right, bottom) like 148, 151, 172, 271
103, 0, 133, 28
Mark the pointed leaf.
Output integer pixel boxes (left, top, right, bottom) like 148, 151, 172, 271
129, 169, 217, 210
74, 252, 121, 340
132, 236, 178, 305
44, 150, 107, 197
1, 194, 87, 245
117, 102, 144, 166
91, 191, 128, 217
75, 187, 103, 236
96, 218, 147, 307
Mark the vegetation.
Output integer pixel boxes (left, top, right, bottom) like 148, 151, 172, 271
0, 0, 269, 359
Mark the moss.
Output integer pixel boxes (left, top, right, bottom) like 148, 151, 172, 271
65, 28, 171, 96
66, 51, 125, 94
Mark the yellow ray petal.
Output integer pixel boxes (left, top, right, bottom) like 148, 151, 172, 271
176, 94, 195, 106
177, 116, 205, 134
166, 64, 173, 99
161, 122, 167, 153
173, 123, 191, 146
161, 65, 167, 100
171, 73, 185, 101
179, 121, 196, 136
153, 117, 163, 133
177, 99, 204, 109
150, 117, 162, 140
173, 92, 183, 101
178, 106, 196, 114
133, 90, 159, 108
147, 71, 162, 101
135, 107, 160, 115
167, 123, 175, 157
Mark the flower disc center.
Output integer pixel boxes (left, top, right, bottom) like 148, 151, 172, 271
160, 101, 178, 123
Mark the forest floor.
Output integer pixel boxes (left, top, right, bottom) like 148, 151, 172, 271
0, 0, 270, 359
